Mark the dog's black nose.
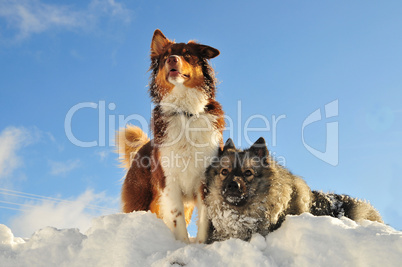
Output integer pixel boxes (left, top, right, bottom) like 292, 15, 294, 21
227, 181, 240, 192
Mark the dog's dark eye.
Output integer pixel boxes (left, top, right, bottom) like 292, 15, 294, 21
184, 53, 191, 61
220, 168, 229, 176
244, 170, 253, 177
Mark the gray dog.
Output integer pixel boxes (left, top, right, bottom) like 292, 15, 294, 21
204, 138, 383, 243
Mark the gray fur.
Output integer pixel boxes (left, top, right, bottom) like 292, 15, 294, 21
311, 191, 383, 222
204, 138, 383, 243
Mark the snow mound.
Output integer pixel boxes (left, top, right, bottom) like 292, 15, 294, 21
1, 212, 401, 266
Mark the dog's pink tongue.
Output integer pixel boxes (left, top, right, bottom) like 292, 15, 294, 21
169, 70, 180, 77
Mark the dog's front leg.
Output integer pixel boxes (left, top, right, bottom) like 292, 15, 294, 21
160, 185, 189, 243
195, 191, 208, 243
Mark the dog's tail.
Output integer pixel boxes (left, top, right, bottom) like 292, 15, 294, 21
116, 125, 150, 170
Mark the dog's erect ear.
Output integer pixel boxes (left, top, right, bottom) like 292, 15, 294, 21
198, 44, 220, 59
249, 137, 269, 159
151, 29, 172, 57
224, 138, 235, 150
219, 138, 235, 156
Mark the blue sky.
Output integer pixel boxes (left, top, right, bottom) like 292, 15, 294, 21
1, 0, 401, 237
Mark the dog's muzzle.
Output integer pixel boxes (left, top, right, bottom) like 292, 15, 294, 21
222, 177, 248, 206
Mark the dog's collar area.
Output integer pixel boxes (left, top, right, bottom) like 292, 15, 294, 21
171, 111, 195, 117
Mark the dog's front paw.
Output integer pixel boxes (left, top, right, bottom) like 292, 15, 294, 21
194, 237, 205, 244
172, 222, 190, 244
194, 232, 207, 244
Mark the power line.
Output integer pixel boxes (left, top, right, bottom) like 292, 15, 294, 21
0, 205, 28, 212
0, 200, 39, 209
0, 188, 118, 213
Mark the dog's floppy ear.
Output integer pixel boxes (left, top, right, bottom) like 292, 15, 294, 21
249, 137, 269, 159
151, 29, 172, 57
198, 44, 220, 59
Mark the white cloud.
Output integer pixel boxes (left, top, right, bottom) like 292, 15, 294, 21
98, 151, 108, 160
0, 126, 31, 178
49, 159, 81, 176
0, 0, 132, 42
9, 189, 119, 237
89, 0, 132, 23
95, 149, 110, 162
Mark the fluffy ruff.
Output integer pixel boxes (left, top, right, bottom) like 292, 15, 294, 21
205, 138, 383, 243
118, 29, 224, 244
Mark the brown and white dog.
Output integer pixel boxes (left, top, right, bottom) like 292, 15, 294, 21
117, 30, 224, 243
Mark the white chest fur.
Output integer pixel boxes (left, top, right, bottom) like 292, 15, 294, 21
159, 85, 221, 196
160, 84, 208, 115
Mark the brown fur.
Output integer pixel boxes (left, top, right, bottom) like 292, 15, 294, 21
149, 29, 220, 103
118, 126, 195, 225
118, 29, 224, 243
116, 124, 150, 170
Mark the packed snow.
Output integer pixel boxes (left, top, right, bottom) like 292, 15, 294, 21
1, 212, 401, 266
